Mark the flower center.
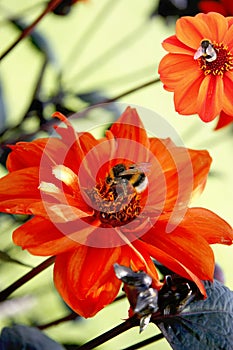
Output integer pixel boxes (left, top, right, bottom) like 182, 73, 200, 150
198, 42, 233, 76
87, 163, 146, 227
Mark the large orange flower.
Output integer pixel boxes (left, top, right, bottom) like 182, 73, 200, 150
158, 12, 233, 127
0, 107, 232, 317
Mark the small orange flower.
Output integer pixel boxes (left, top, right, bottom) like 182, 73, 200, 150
158, 12, 233, 126
199, 0, 233, 16
0, 107, 232, 317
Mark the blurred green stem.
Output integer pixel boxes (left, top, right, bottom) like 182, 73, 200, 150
0, 0, 63, 61
0, 256, 55, 301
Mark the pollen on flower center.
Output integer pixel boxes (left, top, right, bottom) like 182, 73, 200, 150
87, 163, 145, 227
198, 43, 233, 76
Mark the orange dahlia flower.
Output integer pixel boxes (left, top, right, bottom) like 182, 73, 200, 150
0, 107, 232, 317
158, 12, 233, 127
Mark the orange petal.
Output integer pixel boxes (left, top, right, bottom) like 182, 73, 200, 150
182, 208, 233, 245
141, 218, 215, 281
215, 111, 233, 130
203, 12, 228, 42
222, 72, 233, 115
110, 107, 150, 149
176, 15, 212, 49
197, 75, 223, 122
162, 35, 195, 55
148, 140, 211, 212
53, 246, 124, 317
136, 239, 207, 297
6, 138, 66, 172
159, 54, 201, 94
174, 70, 203, 115
13, 217, 79, 255
0, 167, 40, 202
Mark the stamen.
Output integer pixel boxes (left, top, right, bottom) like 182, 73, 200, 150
198, 42, 233, 76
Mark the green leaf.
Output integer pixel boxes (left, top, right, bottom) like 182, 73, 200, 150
156, 280, 233, 350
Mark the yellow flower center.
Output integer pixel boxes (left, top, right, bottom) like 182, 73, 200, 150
199, 42, 233, 76
87, 163, 144, 227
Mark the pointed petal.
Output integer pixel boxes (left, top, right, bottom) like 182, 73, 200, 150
182, 208, 233, 245
141, 217, 215, 281
136, 239, 206, 296
197, 75, 223, 122
6, 138, 66, 172
215, 111, 233, 130
110, 107, 150, 149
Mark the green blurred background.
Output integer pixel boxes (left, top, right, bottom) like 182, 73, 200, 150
0, 0, 232, 349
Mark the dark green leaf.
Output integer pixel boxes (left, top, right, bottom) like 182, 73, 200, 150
0, 324, 65, 350
156, 280, 233, 350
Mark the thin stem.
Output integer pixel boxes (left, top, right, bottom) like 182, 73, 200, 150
122, 333, 164, 350
0, 256, 55, 301
38, 311, 79, 330
105, 77, 160, 102
76, 316, 139, 350
0, 0, 62, 61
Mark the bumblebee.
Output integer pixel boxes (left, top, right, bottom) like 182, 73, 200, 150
106, 162, 151, 194
194, 39, 217, 62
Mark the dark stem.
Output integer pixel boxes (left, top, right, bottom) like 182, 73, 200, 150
122, 333, 164, 350
0, 256, 55, 301
0, 0, 63, 61
38, 311, 79, 330
106, 77, 160, 102
76, 316, 139, 350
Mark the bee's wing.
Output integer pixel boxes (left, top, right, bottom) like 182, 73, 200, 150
194, 46, 204, 60
119, 162, 151, 176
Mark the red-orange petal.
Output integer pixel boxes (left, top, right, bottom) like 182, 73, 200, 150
159, 54, 201, 93
222, 72, 233, 115
135, 239, 206, 296
197, 74, 223, 121
176, 15, 212, 49
173, 70, 203, 115
53, 246, 125, 317
215, 111, 233, 130
181, 208, 233, 245
0, 167, 40, 203
162, 35, 195, 55
141, 217, 215, 281
110, 107, 150, 148
13, 217, 79, 255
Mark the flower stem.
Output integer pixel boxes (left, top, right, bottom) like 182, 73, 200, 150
106, 77, 160, 102
38, 311, 79, 330
76, 316, 139, 350
122, 333, 164, 350
0, 0, 63, 61
0, 256, 55, 301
